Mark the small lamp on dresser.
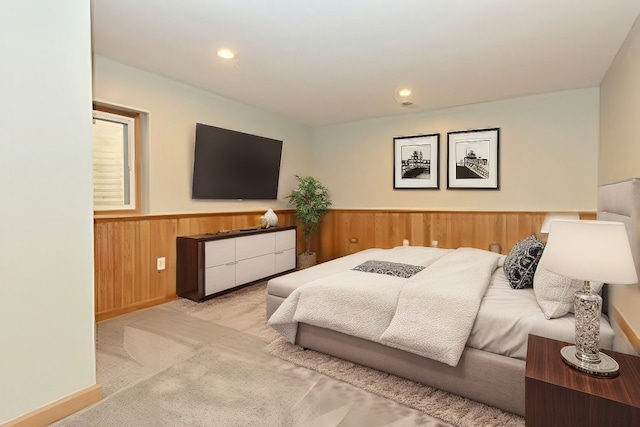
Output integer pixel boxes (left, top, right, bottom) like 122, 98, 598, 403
542, 220, 638, 377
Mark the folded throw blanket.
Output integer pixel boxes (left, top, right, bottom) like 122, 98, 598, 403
380, 247, 503, 366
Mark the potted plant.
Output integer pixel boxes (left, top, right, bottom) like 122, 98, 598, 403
286, 175, 332, 269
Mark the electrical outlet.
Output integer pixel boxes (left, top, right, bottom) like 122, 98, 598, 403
157, 257, 166, 271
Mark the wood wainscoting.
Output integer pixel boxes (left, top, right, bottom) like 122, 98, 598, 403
94, 210, 297, 321
315, 210, 596, 262
93, 209, 594, 321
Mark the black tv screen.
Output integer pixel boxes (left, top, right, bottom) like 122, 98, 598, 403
192, 123, 283, 200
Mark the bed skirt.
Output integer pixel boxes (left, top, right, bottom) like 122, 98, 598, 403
295, 322, 526, 416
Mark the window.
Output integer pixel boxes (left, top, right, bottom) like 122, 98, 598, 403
92, 105, 141, 213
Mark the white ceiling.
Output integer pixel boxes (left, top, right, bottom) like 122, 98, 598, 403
91, 0, 640, 126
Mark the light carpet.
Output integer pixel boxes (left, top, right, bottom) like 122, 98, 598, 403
52, 282, 523, 426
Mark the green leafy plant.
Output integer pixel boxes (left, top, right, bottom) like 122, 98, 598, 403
286, 175, 332, 255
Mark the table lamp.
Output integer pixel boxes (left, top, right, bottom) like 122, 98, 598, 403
539, 212, 580, 235
542, 220, 638, 377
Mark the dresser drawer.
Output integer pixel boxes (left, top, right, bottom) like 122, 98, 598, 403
205, 239, 236, 267
275, 248, 296, 273
205, 263, 236, 296
236, 253, 275, 284
236, 233, 275, 260
275, 229, 296, 252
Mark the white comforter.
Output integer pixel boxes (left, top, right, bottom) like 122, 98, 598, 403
268, 246, 504, 367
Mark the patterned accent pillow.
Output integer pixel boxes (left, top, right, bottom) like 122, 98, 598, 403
352, 260, 425, 278
503, 235, 545, 289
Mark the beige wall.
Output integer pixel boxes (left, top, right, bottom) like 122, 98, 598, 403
311, 88, 600, 211
93, 55, 314, 215
600, 14, 640, 184
600, 14, 640, 355
93, 56, 600, 214
0, 1, 96, 423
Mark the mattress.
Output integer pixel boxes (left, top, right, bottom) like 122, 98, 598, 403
268, 246, 615, 361
469, 267, 614, 360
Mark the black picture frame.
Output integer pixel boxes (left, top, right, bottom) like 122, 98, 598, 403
393, 134, 440, 189
447, 128, 500, 190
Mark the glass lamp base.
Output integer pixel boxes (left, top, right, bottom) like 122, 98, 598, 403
560, 345, 620, 378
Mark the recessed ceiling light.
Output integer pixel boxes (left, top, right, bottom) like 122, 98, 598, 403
394, 87, 415, 107
217, 48, 237, 60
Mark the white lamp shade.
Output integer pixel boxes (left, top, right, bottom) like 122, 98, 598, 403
543, 220, 638, 284
540, 212, 580, 234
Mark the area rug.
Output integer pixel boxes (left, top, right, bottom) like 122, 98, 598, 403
169, 282, 525, 426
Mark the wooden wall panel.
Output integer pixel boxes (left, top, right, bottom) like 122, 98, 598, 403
315, 210, 596, 261
139, 218, 178, 301
94, 221, 138, 316
177, 214, 256, 236
94, 209, 595, 321
94, 210, 296, 321
176, 212, 297, 236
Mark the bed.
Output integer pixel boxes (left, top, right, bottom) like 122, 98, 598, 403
266, 184, 637, 416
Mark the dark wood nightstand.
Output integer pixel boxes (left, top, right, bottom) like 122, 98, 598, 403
525, 334, 640, 426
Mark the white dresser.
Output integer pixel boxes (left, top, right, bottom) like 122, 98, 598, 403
176, 226, 296, 302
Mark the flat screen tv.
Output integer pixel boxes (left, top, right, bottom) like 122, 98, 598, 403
191, 123, 283, 200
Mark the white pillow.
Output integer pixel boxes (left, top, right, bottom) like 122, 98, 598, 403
533, 252, 603, 319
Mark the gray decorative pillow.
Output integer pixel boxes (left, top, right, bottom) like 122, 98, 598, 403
534, 256, 605, 319
503, 235, 545, 289
353, 260, 425, 278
